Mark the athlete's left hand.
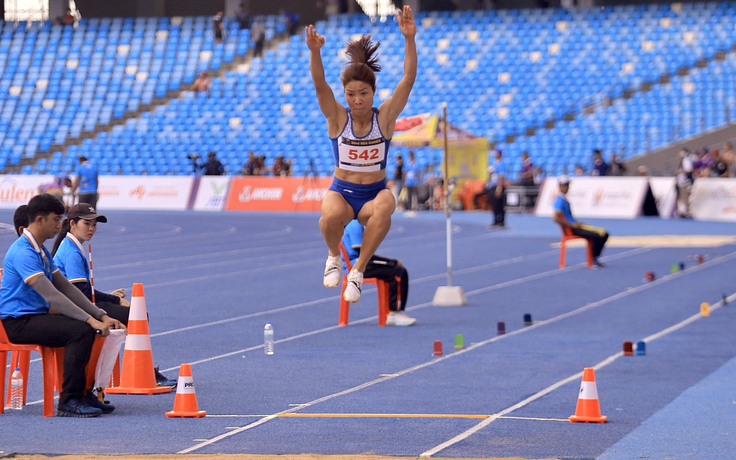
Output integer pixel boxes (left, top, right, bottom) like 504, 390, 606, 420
397, 5, 416, 38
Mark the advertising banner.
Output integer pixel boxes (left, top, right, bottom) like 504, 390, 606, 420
690, 178, 736, 222
647, 177, 677, 219
0, 175, 55, 209
225, 176, 333, 212
535, 177, 649, 219
192, 176, 231, 211
98, 176, 194, 210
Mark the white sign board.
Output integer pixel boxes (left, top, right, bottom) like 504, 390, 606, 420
647, 177, 677, 219
192, 176, 231, 211
535, 177, 649, 219
0, 175, 55, 209
98, 176, 194, 210
690, 178, 736, 222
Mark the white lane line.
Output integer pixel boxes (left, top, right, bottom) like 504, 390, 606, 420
177, 251, 736, 454
419, 289, 736, 458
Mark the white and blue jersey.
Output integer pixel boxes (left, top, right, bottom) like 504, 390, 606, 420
0, 230, 59, 319
331, 108, 390, 173
53, 234, 90, 284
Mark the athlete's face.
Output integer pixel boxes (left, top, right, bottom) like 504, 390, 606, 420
344, 81, 374, 115
71, 218, 97, 243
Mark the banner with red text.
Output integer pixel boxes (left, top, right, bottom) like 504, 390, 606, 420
225, 177, 333, 212
0, 174, 55, 209
98, 176, 194, 210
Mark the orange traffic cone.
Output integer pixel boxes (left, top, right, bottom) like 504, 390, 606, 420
569, 367, 607, 423
106, 283, 172, 395
166, 364, 207, 418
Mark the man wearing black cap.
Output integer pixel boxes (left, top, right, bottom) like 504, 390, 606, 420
553, 175, 609, 268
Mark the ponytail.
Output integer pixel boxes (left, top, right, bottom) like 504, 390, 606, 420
51, 218, 72, 257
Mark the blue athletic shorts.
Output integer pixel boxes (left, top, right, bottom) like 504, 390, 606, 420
329, 177, 387, 217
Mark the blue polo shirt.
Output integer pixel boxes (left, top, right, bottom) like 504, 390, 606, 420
77, 162, 99, 194
553, 195, 576, 224
341, 220, 363, 271
404, 161, 421, 187
0, 230, 59, 319
53, 235, 90, 284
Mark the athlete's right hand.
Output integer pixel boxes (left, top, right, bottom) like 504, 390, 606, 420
305, 24, 325, 51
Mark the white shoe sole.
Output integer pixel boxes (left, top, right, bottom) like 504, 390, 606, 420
323, 272, 340, 288
344, 284, 361, 303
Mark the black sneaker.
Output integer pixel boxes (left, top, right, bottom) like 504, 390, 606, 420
155, 366, 177, 388
83, 394, 115, 414
56, 398, 103, 418
593, 258, 605, 268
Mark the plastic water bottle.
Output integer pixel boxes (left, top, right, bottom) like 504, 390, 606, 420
10, 367, 23, 410
264, 322, 274, 356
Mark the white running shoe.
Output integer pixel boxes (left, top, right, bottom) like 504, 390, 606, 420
343, 268, 363, 303
323, 255, 342, 288
386, 311, 417, 327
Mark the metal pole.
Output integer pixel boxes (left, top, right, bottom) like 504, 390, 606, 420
442, 102, 452, 287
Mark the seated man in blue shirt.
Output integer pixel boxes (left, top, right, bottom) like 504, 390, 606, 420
0, 194, 125, 417
553, 175, 609, 268
342, 220, 416, 326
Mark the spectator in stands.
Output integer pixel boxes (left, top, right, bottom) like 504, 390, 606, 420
202, 152, 225, 175
709, 149, 729, 177
342, 220, 416, 326
591, 149, 610, 176
722, 142, 735, 177
61, 9, 77, 27
212, 11, 225, 44
50, 203, 176, 390
190, 72, 212, 93
675, 148, 695, 219
74, 156, 99, 210
255, 155, 267, 175
0, 194, 125, 417
305, 5, 417, 304
404, 151, 421, 211
271, 156, 292, 177
533, 166, 545, 185
252, 21, 266, 58
242, 152, 258, 175
517, 152, 535, 186
391, 154, 404, 210
236, 3, 252, 30
574, 165, 586, 176
553, 175, 609, 268
609, 153, 627, 176
281, 9, 301, 36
